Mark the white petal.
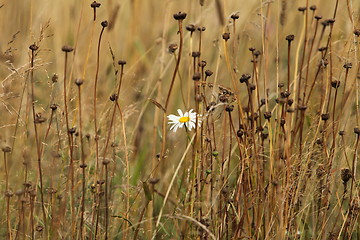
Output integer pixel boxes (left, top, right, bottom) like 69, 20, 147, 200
169, 123, 177, 130
173, 124, 179, 132
167, 115, 179, 121
177, 109, 184, 117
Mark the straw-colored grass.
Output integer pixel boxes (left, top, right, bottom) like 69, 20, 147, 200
1, 0, 360, 239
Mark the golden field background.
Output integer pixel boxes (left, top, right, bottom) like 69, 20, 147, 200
0, 0, 360, 239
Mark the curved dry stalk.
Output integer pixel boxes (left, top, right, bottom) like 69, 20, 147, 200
152, 134, 195, 239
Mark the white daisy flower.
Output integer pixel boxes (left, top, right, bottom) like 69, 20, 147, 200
167, 109, 200, 132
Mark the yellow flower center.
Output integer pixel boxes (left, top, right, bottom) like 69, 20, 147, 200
179, 116, 190, 123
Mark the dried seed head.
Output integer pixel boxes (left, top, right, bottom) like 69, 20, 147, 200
91, 1, 101, 8
298, 7, 307, 12
310, 5, 317, 11
315, 15, 322, 20
68, 127, 76, 135
343, 63, 352, 69
276, 97, 285, 104
261, 132, 269, 140
256, 126, 264, 132
192, 72, 201, 81
34, 113, 47, 124
321, 20, 330, 27
97, 179, 105, 185
249, 47, 255, 52
110, 93, 118, 102
118, 60, 126, 65
260, 98, 266, 106
222, 32, 230, 41
52, 73, 58, 83
205, 69, 213, 77
186, 24, 196, 32
192, 51, 201, 58
264, 111, 272, 120
101, 20, 108, 28
231, 13, 239, 20
29, 43, 39, 51
253, 50, 261, 58
354, 127, 360, 135
197, 26, 206, 32
102, 159, 110, 165
321, 113, 330, 121
327, 19, 335, 24
278, 83, 284, 88
50, 104, 58, 111
75, 78, 84, 86
173, 12, 187, 20
280, 118, 286, 126
80, 163, 87, 168
168, 43, 178, 53
318, 47, 327, 52
198, 60, 207, 68
239, 74, 251, 83
219, 94, 228, 102
341, 168, 352, 184
2, 146, 11, 153
287, 108, 294, 113
61, 45, 74, 53
225, 105, 234, 112
331, 80, 340, 88
36, 225, 44, 232
286, 34, 295, 42
339, 130, 345, 136
5, 191, 14, 198
354, 29, 360, 37
280, 90, 291, 98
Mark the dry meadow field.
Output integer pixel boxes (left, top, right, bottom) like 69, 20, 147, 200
1, 0, 360, 239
